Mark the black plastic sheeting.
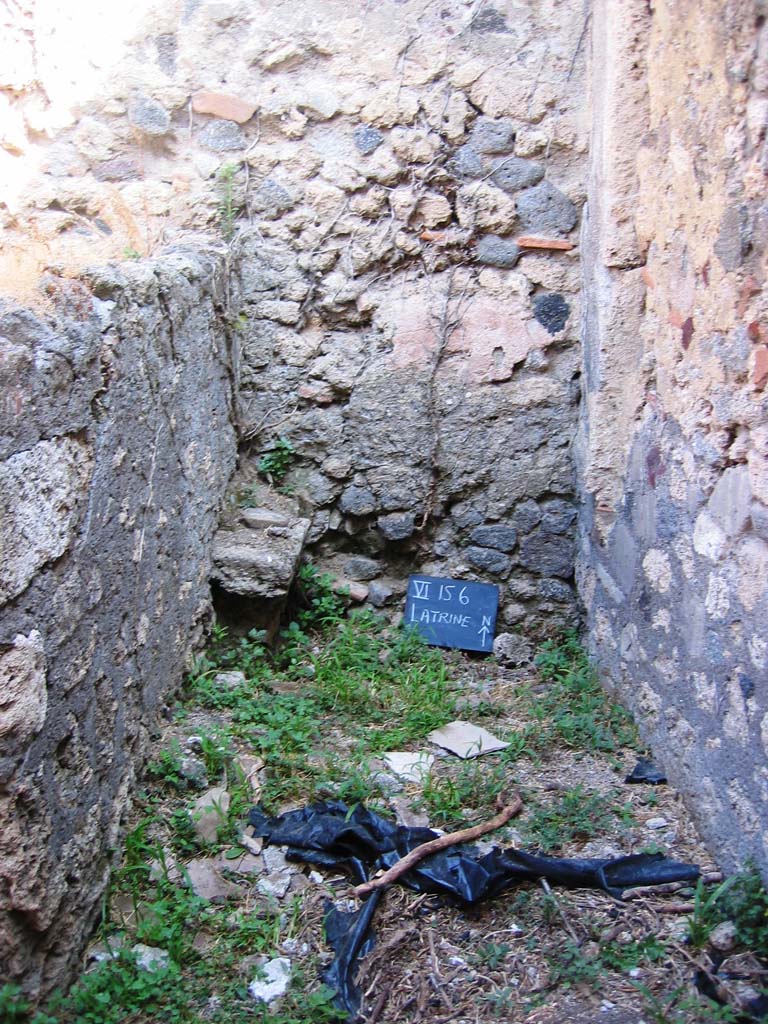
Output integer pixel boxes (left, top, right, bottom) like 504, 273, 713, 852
625, 757, 668, 785
249, 801, 700, 1019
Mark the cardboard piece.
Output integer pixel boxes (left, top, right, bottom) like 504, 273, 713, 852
382, 751, 435, 781
426, 720, 509, 759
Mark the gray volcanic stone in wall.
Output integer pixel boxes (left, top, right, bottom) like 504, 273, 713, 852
465, 546, 512, 573
298, 470, 338, 506
446, 144, 483, 180
540, 500, 577, 535
339, 485, 377, 516
533, 293, 570, 334
512, 499, 542, 534
469, 524, 517, 551
155, 33, 177, 74
378, 511, 416, 540
451, 503, 485, 528
518, 530, 574, 578
714, 205, 750, 271
471, 6, 511, 33
198, 119, 245, 151
493, 632, 533, 665
128, 94, 171, 135
491, 157, 545, 194
92, 157, 141, 182
706, 465, 752, 539
251, 179, 295, 217
539, 578, 574, 602
211, 519, 310, 598
368, 471, 427, 512
516, 180, 578, 234
367, 580, 394, 607
354, 124, 384, 155
475, 236, 522, 268
469, 117, 516, 154
344, 555, 382, 580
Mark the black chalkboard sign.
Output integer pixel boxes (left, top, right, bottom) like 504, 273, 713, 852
404, 575, 499, 653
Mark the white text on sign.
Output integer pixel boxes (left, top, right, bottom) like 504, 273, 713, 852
411, 579, 470, 604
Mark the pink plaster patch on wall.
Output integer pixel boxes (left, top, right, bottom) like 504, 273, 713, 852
389, 293, 439, 368
389, 290, 553, 381
448, 295, 553, 383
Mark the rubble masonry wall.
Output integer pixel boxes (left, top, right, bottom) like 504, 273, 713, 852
580, 0, 768, 874
0, 253, 236, 992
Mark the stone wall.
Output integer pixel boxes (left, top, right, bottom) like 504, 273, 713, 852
218, 0, 589, 628
2, 0, 591, 631
580, 0, 768, 874
0, 250, 236, 992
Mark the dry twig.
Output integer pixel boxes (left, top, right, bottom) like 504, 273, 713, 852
353, 795, 523, 898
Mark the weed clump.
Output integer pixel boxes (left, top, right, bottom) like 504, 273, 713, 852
257, 435, 296, 486
528, 631, 638, 755
687, 865, 768, 956
522, 784, 633, 853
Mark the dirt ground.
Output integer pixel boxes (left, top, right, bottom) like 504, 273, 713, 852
64, 619, 766, 1024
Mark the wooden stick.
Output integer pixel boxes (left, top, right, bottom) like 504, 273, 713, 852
353, 795, 523, 898
654, 902, 696, 914
367, 989, 389, 1024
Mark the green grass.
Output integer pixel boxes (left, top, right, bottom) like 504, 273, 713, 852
185, 599, 458, 811
522, 784, 634, 853
418, 759, 507, 828
517, 632, 638, 757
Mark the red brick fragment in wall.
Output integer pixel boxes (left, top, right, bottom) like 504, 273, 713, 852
647, 445, 665, 488
191, 91, 257, 123
738, 275, 762, 317
515, 236, 574, 251
754, 347, 768, 389
298, 382, 334, 405
641, 266, 655, 288
747, 321, 764, 344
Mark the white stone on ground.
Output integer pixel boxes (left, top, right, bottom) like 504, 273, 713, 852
132, 944, 171, 971
248, 957, 292, 1003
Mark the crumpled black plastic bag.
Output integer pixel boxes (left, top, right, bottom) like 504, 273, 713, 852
322, 890, 382, 1016
625, 757, 668, 785
249, 801, 700, 1020
249, 800, 435, 885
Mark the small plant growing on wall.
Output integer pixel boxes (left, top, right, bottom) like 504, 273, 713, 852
216, 161, 241, 241
258, 434, 296, 485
